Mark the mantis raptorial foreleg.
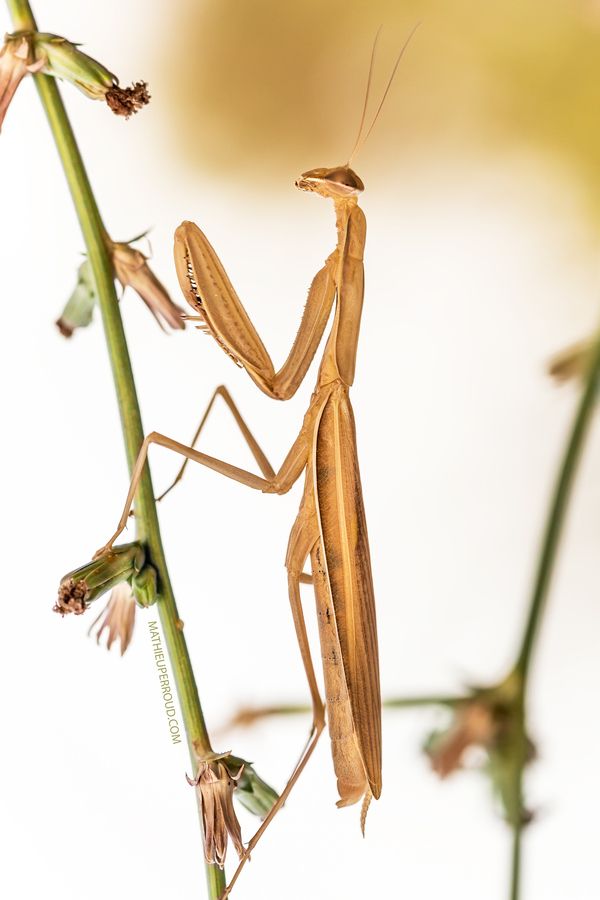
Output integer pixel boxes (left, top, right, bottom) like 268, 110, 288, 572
175, 223, 338, 400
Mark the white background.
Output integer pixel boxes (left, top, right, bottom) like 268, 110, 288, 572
1, 3, 600, 899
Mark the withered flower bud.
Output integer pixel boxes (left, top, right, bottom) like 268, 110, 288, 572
227, 755, 278, 819
55, 542, 144, 615
88, 582, 136, 655
0, 33, 44, 131
131, 563, 158, 608
187, 753, 245, 868
33, 33, 149, 117
112, 242, 185, 331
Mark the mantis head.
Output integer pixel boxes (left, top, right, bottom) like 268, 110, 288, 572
296, 24, 419, 204
295, 166, 364, 200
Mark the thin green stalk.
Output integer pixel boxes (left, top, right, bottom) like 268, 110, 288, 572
516, 327, 600, 681
384, 694, 467, 709
510, 812, 522, 900
506, 324, 600, 900
232, 695, 467, 722
508, 692, 526, 900
6, 1, 224, 895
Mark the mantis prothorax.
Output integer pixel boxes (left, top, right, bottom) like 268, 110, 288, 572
94, 25, 419, 897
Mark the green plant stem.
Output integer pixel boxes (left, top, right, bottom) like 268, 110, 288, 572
510, 811, 522, 900
508, 691, 526, 900
384, 694, 467, 709
516, 329, 600, 682
232, 695, 467, 722
506, 325, 600, 900
6, 1, 225, 895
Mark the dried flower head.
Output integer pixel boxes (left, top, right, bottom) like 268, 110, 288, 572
426, 700, 497, 778
548, 338, 595, 384
88, 582, 136, 655
187, 753, 245, 869
424, 678, 536, 826
0, 33, 44, 131
55, 577, 88, 616
33, 33, 149, 117
54, 542, 145, 616
105, 81, 150, 117
112, 242, 185, 331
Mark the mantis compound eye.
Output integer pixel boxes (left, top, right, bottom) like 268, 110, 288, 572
326, 167, 365, 192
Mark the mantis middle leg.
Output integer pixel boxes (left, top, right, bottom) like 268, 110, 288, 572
156, 384, 275, 502
155, 384, 315, 584
94, 414, 309, 558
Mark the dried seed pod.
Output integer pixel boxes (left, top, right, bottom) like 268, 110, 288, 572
187, 754, 246, 869
0, 33, 44, 131
112, 242, 185, 331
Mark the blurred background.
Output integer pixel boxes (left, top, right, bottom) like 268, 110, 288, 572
2, 1, 600, 898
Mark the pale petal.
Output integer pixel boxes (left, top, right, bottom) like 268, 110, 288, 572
88, 582, 136, 654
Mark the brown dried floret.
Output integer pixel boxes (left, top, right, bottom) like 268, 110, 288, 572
55, 318, 75, 338
54, 578, 88, 616
105, 81, 150, 117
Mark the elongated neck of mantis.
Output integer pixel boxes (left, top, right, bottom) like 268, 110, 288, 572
334, 197, 357, 244
316, 198, 364, 390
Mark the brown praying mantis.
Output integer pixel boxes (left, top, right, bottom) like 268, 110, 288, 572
94, 27, 418, 898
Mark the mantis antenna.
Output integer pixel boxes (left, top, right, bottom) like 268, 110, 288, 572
345, 25, 383, 167
346, 21, 421, 167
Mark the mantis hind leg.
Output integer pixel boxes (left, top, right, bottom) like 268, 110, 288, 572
219, 509, 325, 899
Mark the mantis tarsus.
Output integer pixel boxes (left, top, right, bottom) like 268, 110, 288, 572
94, 28, 418, 897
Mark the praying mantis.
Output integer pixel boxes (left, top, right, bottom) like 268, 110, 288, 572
94, 27, 418, 897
